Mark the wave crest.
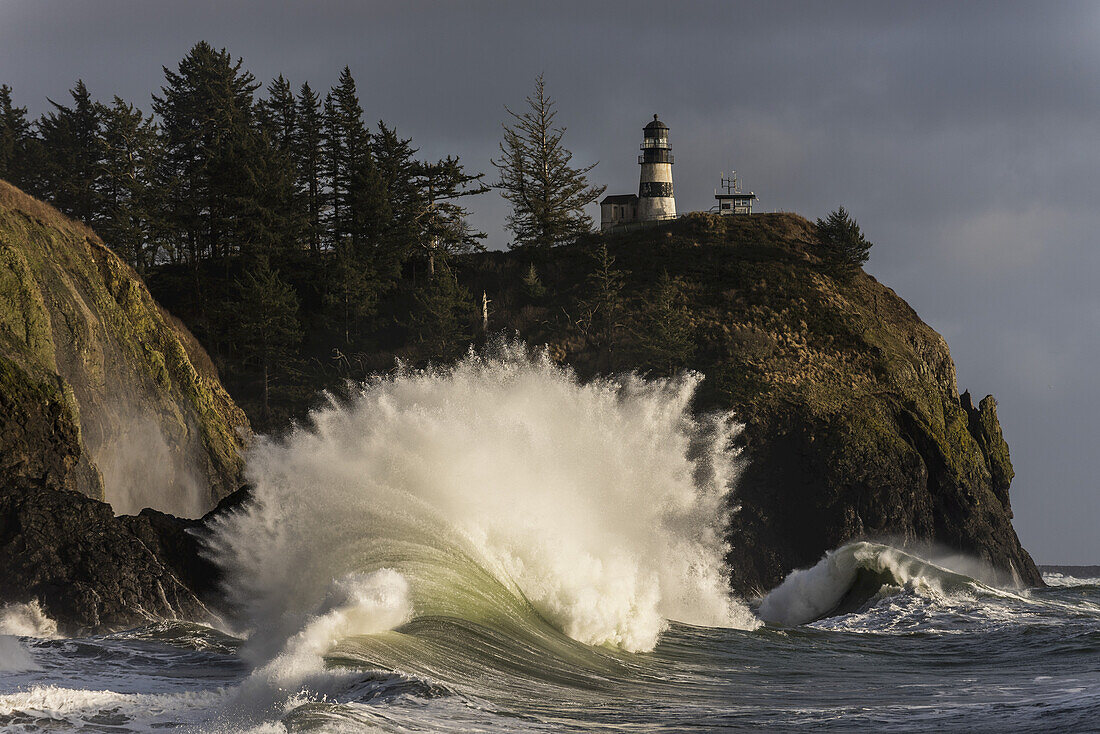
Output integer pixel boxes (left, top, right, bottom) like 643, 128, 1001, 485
208, 343, 758, 682
758, 542, 983, 626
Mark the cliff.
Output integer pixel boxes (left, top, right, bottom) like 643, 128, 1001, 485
455, 212, 1042, 590
0, 181, 248, 516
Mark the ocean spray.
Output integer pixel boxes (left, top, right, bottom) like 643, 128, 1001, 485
208, 342, 759, 684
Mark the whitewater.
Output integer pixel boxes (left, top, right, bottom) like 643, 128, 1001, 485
1, 346, 1098, 732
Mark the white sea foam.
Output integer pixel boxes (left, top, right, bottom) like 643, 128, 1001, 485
0, 601, 59, 672
0, 601, 57, 638
240, 569, 412, 704
208, 342, 758, 683
0, 685, 228, 729
1043, 572, 1100, 587
758, 542, 977, 626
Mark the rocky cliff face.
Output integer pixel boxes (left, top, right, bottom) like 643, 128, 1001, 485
455, 212, 1042, 590
0, 181, 248, 516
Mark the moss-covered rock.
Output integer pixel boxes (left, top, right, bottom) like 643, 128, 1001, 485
0, 181, 249, 515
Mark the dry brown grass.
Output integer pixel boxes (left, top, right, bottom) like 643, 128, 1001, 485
0, 179, 98, 241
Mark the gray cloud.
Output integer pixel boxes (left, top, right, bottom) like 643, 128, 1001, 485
2, 0, 1097, 561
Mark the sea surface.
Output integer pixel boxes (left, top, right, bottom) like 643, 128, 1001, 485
2, 348, 1096, 732
1, 562, 1098, 732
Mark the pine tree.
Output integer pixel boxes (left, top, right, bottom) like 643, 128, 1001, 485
152, 41, 260, 263
294, 82, 324, 253
37, 80, 105, 222
492, 75, 605, 250
327, 237, 381, 346
579, 242, 626, 370
373, 120, 422, 263
815, 206, 873, 280
259, 75, 296, 156
522, 263, 546, 300
99, 97, 162, 274
408, 262, 473, 360
321, 67, 395, 342
415, 156, 489, 274
235, 256, 302, 426
633, 271, 695, 375
0, 84, 34, 189
325, 67, 372, 251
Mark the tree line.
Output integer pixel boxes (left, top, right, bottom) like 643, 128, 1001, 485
0, 43, 607, 428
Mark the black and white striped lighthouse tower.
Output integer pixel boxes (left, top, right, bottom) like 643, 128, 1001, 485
637, 114, 676, 221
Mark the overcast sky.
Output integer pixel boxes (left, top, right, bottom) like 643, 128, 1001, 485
2, 0, 1097, 563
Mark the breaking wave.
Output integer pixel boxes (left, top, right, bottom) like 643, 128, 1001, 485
205, 342, 758, 711
758, 541, 1021, 626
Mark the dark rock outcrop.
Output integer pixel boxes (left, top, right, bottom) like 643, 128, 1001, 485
0, 482, 249, 635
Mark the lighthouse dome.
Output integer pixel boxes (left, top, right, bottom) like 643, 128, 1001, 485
643, 114, 669, 131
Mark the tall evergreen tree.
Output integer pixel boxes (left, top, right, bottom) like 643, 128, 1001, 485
322, 91, 342, 250
492, 75, 605, 250
579, 242, 626, 370
415, 156, 489, 274
321, 67, 394, 344
373, 120, 421, 254
325, 67, 371, 250
37, 80, 105, 222
408, 261, 473, 360
152, 41, 260, 264
259, 75, 297, 156
294, 82, 324, 253
99, 97, 162, 274
235, 256, 302, 426
633, 271, 695, 375
0, 84, 33, 189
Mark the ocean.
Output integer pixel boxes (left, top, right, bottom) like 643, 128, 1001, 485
1, 348, 1095, 732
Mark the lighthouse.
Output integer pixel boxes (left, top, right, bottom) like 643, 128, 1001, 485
599, 114, 678, 231
637, 114, 676, 221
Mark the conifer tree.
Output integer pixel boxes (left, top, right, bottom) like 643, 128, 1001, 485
522, 263, 546, 300
153, 42, 260, 263
415, 156, 489, 274
492, 75, 605, 250
325, 67, 371, 251
0, 84, 34, 189
37, 80, 105, 223
295, 82, 324, 253
815, 206, 873, 280
633, 271, 695, 375
408, 261, 473, 360
373, 120, 421, 253
321, 67, 395, 343
235, 256, 302, 426
322, 91, 342, 250
259, 75, 297, 156
99, 97, 162, 274
579, 242, 626, 370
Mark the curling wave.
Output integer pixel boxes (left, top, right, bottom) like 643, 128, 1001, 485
758, 541, 1010, 626
206, 343, 758, 704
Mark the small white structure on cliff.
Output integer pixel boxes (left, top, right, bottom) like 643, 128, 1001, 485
601, 114, 676, 231
714, 172, 757, 215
